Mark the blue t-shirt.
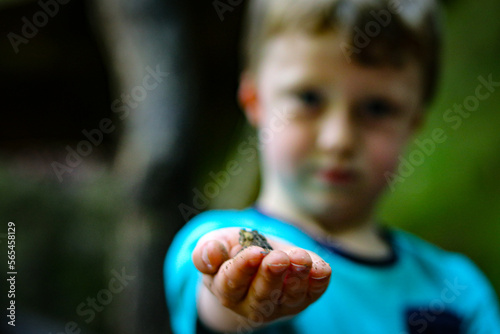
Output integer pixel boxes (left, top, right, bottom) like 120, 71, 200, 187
164, 207, 500, 333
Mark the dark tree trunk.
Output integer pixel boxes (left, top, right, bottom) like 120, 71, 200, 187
90, 0, 246, 332
91, 0, 202, 333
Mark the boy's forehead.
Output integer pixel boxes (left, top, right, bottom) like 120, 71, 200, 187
266, 32, 342, 57
262, 31, 419, 71
259, 32, 346, 73
257, 32, 423, 103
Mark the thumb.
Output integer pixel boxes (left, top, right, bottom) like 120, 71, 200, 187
192, 240, 230, 274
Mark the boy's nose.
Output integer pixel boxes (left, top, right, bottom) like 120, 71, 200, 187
316, 108, 356, 157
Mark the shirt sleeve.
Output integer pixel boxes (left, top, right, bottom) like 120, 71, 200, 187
164, 214, 205, 334
458, 256, 500, 334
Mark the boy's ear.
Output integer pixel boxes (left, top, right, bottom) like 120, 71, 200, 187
238, 73, 261, 127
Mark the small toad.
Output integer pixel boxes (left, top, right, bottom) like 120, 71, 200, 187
239, 229, 273, 254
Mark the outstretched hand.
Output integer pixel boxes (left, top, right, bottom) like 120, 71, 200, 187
192, 228, 331, 331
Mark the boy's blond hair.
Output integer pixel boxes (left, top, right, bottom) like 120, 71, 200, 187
241, 0, 441, 104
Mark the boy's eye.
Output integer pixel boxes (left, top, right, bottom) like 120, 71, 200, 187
296, 90, 323, 109
357, 98, 398, 119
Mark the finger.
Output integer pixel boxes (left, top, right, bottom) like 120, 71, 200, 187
192, 239, 230, 274
212, 246, 266, 308
244, 250, 290, 315
280, 248, 312, 307
307, 259, 331, 301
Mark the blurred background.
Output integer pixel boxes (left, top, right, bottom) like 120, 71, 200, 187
0, 0, 498, 333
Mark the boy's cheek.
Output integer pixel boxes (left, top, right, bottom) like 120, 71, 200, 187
366, 139, 403, 178
264, 142, 304, 175
262, 124, 312, 165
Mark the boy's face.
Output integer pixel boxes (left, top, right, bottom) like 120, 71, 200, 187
241, 32, 424, 226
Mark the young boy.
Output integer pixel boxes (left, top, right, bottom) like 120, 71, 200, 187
165, 0, 500, 333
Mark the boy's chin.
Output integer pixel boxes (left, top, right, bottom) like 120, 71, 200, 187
299, 192, 372, 224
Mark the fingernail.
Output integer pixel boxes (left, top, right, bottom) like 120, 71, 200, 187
202, 248, 213, 270
311, 275, 328, 280
268, 263, 288, 274
291, 263, 308, 272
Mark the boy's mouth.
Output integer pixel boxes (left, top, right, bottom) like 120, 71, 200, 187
316, 168, 358, 185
